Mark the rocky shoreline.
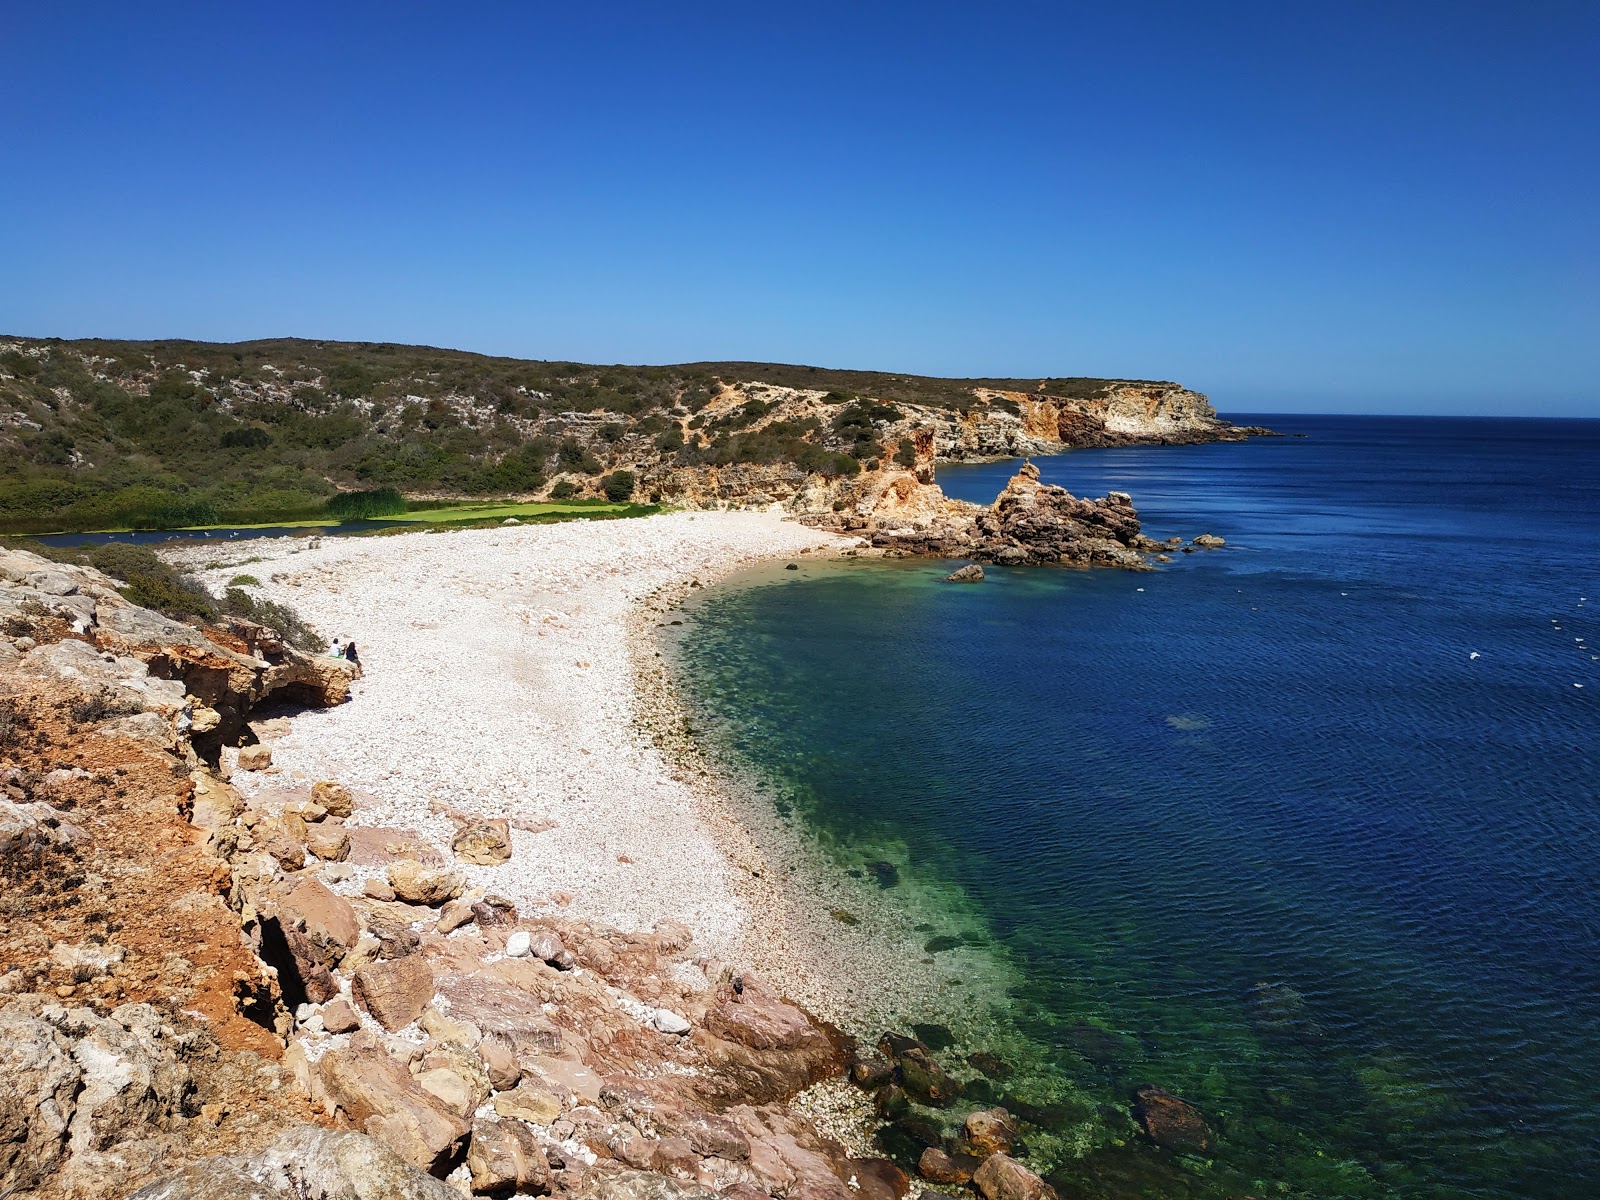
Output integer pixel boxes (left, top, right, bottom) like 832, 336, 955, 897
0, 506, 1225, 1200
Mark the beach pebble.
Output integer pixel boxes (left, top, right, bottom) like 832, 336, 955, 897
505, 931, 532, 958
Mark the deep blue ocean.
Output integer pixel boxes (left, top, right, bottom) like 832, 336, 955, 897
674, 416, 1600, 1200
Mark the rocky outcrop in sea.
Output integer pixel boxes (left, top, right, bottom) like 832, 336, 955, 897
805, 461, 1168, 570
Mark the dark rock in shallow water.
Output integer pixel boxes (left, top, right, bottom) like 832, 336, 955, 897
1245, 980, 1323, 1044
1001, 1094, 1096, 1130
895, 1111, 946, 1149
875, 1123, 926, 1169
874, 1084, 912, 1120
1065, 1022, 1133, 1067
785, 563, 799, 570
867, 859, 901, 888
851, 1057, 895, 1090
945, 564, 985, 583
963, 1077, 999, 1105
1131, 1084, 1215, 1154
911, 1022, 956, 1052
879, 1031, 931, 1060
901, 1047, 964, 1106
967, 1051, 1014, 1080
924, 935, 963, 953
1046, 1142, 1199, 1200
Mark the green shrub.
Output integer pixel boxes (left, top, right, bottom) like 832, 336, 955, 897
325, 487, 406, 519
220, 426, 272, 449
601, 470, 636, 502
220, 588, 322, 652
895, 438, 918, 468
229, 574, 261, 586
550, 480, 577, 500
89, 543, 167, 583
120, 571, 214, 619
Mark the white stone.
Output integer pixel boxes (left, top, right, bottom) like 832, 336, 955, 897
504, 931, 532, 958
652, 1008, 691, 1035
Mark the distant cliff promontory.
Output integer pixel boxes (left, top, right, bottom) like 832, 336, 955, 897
0, 337, 1266, 533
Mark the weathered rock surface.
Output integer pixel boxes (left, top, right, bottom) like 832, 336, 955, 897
0, 999, 200, 1196
466, 1115, 552, 1194
387, 859, 465, 905
972, 1152, 1059, 1200
450, 818, 512, 865
808, 463, 1152, 570
129, 1126, 459, 1199
944, 564, 984, 582
351, 957, 435, 1031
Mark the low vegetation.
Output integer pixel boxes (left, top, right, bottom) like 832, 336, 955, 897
22, 541, 322, 649
0, 335, 1174, 535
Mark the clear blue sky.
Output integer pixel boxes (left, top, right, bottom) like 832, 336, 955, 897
3, 2, 1595, 415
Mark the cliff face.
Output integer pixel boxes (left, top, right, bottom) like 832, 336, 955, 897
926, 384, 1232, 460
642, 380, 1252, 514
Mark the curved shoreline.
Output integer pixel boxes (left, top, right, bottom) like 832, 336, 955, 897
168, 513, 1015, 1031
634, 555, 1023, 1039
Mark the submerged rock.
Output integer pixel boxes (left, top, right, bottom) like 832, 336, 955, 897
1131, 1084, 1214, 1154
964, 1107, 1018, 1158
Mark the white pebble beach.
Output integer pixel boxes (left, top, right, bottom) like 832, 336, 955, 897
171, 510, 1012, 1037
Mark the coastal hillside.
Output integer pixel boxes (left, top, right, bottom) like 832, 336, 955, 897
0, 336, 1255, 533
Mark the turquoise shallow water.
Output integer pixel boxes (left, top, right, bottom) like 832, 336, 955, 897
675, 416, 1600, 1200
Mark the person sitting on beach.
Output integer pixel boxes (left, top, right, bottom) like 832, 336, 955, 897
328, 637, 342, 658
343, 640, 361, 673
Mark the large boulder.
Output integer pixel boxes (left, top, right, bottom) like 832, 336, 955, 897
466, 1116, 552, 1194
316, 1033, 470, 1171
388, 860, 465, 905
278, 878, 360, 965
129, 1126, 459, 1199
